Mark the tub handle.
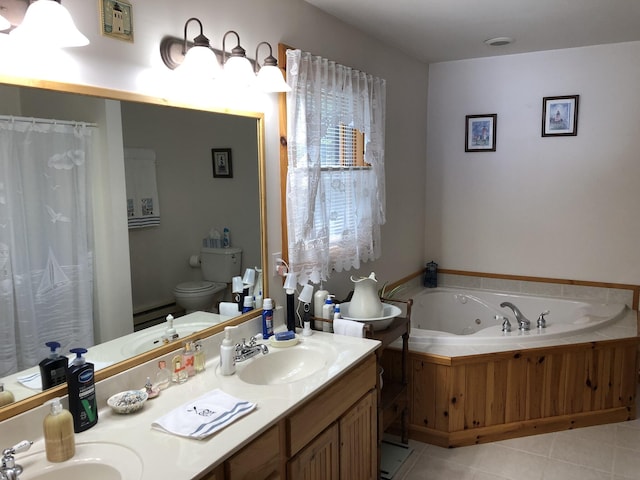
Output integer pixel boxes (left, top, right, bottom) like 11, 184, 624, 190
537, 310, 550, 329
496, 315, 511, 332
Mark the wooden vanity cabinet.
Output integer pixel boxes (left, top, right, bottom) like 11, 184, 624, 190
201, 354, 378, 480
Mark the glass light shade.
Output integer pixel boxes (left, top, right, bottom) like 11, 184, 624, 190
10, 0, 89, 48
177, 45, 222, 79
0, 14, 10, 32
256, 65, 291, 93
222, 56, 256, 87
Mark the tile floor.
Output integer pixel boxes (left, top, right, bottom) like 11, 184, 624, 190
393, 388, 640, 480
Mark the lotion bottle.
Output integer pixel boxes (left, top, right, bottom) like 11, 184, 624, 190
67, 348, 98, 433
39, 341, 68, 390
313, 289, 328, 331
322, 295, 335, 332
43, 398, 75, 462
0, 383, 14, 407
220, 326, 237, 376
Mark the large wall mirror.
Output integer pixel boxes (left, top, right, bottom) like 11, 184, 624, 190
0, 75, 268, 421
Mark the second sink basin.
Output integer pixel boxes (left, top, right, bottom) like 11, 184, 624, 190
237, 343, 333, 385
22, 442, 143, 480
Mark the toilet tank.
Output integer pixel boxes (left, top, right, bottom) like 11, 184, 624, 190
200, 247, 242, 282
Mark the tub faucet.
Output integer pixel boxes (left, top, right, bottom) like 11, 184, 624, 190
234, 337, 269, 363
1, 440, 32, 480
500, 302, 531, 331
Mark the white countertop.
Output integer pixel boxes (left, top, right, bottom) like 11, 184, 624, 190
2, 318, 380, 480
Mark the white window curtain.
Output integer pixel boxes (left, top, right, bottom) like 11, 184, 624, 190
0, 117, 95, 375
286, 49, 387, 285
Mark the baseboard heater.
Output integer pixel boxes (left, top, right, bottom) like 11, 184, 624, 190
133, 303, 183, 330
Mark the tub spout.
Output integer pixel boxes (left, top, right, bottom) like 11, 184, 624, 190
500, 302, 530, 331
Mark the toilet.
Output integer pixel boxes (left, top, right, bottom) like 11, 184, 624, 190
173, 247, 242, 313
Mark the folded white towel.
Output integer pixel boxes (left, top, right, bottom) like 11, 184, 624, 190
152, 389, 256, 440
333, 318, 365, 338
18, 361, 112, 390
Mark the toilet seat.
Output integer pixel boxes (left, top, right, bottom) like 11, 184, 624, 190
174, 280, 218, 294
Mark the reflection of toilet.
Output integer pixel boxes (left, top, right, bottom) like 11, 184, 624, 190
173, 247, 242, 313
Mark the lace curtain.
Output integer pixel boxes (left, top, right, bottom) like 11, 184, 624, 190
0, 117, 95, 375
286, 49, 387, 285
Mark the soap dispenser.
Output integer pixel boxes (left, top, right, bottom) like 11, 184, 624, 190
0, 383, 14, 407
220, 326, 238, 376
43, 398, 75, 462
39, 341, 68, 390
67, 348, 98, 433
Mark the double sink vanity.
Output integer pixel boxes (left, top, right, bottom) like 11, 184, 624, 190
1, 311, 380, 480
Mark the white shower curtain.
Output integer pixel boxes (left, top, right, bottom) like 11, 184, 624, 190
0, 117, 95, 375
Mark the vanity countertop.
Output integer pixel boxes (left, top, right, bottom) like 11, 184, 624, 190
4, 323, 380, 480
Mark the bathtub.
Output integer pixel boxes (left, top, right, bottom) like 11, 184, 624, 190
382, 285, 639, 447
407, 287, 628, 345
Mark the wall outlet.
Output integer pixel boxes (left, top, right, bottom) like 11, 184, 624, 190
272, 252, 287, 277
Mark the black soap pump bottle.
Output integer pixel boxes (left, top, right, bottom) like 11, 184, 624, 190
39, 341, 68, 390
67, 348, 98, 433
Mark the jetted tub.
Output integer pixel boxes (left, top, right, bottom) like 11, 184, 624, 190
408, 287, 627, 345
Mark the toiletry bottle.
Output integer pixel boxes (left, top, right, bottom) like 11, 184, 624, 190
144, 377, 159, 399
182, 342, 196, 377
171, 354, 188, 384
0, 383, 14, 407
39, 341, 68, 390
194, 341, 206, 373
314, 289, 328, 331
223, 227, 230, 248
43, 398, 75, 463
220, 326, 237, 376
262, 298, 274, 339
242, 295, 254, 313
67, 348, 98, 433
322, 295, 335, 332
155, 360, 171, 390
163, 314, 178, 344
255, 290, 263, 309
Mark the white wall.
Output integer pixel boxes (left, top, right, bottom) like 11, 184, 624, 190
0, 0, 429, 319
425, 41, 640, 284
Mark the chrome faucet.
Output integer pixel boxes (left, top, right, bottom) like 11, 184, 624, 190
1, 440, 32, 480
234, 337, 269, 363
500, 302, 531, 331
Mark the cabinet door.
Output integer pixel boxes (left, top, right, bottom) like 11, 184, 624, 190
226, 424, 282, 480
340, 390, 377, 480
288, 423, 339, 480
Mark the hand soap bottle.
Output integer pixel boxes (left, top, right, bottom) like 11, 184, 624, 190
43, 398, 75, 462
67, 348, 98, 433
0, 383, 14, 407
39, 341, 68, 390
220, 326, 237, 376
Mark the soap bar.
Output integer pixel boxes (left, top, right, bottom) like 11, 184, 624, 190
275, 331, 296, 341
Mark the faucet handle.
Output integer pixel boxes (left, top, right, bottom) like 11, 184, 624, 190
537, 310, 550, 328
2, 440, 32, 468
496, 315, 511, 332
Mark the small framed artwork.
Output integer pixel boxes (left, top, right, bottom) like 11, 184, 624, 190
542, 95, 579, 137
212, 148, 233, 178
465, 114, 497, 152
99, 0, 134, 42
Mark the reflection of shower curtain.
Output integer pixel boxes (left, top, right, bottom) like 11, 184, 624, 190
0, 117, 95, 375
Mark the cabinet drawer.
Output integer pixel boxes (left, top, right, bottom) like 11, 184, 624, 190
225, 424, 282, 479
287, 354, 376, 456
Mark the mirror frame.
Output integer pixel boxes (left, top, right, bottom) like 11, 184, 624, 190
0, 73, 269, 422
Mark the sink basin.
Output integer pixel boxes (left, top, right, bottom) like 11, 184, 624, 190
237, 343, 333, 385
120, 320, 220, 356
22, 442, 143, 480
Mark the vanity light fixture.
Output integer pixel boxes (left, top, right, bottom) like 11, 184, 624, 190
159, 21, 291, 93
10, 0, 89, 48
255, 41, 291, 93
175, 17, 221, 79
220, 30, 255, 88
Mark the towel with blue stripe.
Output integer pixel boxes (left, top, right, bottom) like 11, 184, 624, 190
151, 389, 256, 439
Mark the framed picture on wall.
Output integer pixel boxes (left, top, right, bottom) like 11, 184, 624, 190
465, 114, 497, 152
100, 0, 134, 42
212, 148, 233, 178
542, 95, 579, 137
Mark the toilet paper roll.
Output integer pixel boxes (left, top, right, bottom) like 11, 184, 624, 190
189, 255, 200, 268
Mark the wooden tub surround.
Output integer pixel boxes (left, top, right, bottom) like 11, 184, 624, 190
382, 336, 639, 447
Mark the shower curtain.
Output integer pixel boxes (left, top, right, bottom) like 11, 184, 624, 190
0, 117, 95, 375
